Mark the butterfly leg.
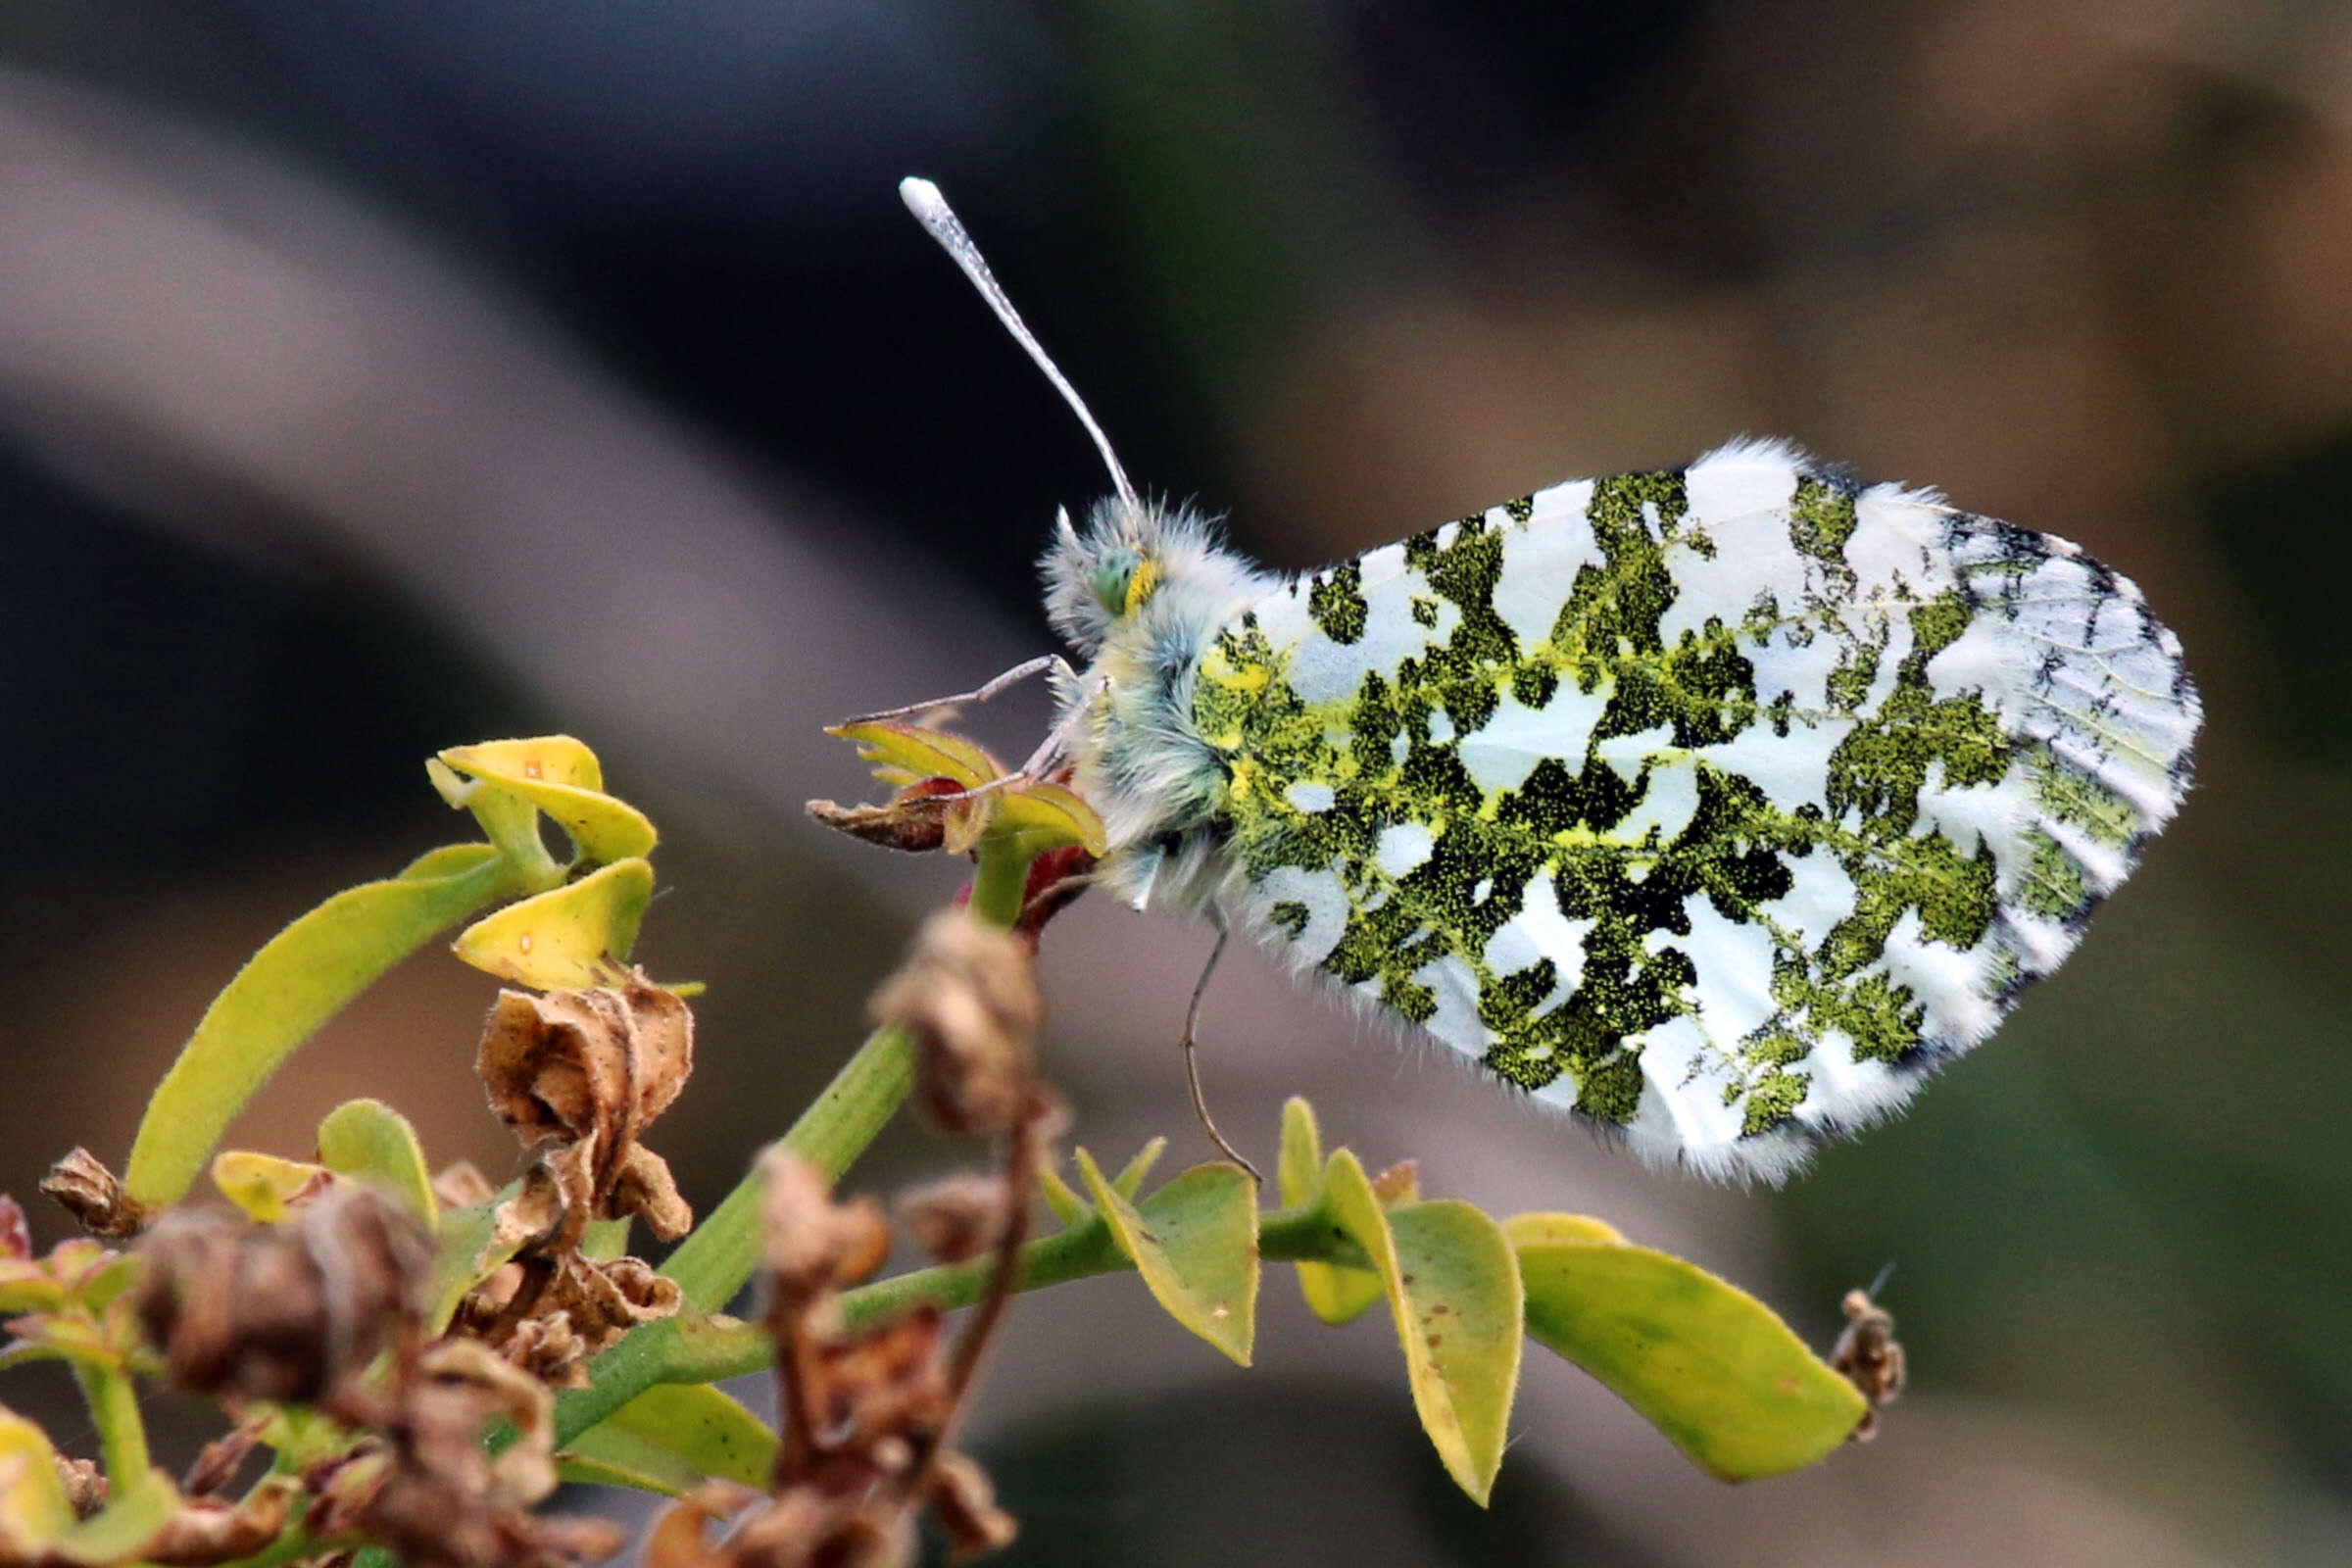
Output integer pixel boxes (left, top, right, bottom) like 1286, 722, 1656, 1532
845, 654, 1074, 725
1181, 909, 1263, 1184
928, 670, 1107, 804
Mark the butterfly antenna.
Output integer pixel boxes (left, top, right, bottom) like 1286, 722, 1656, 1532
1865, 1259, 1898, 1298
900, 175, 1138, 511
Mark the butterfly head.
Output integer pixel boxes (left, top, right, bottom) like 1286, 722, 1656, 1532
1040, 496, 1265, 660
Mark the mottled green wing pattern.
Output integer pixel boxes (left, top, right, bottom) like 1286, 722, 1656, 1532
1191, 440, 2198, 1182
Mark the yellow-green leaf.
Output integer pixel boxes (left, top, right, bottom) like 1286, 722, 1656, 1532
1074, 1149, 1256, 1366
1037, 1160, 1087, 1227
827, 721, 1001, 790
575, 1384, 777, 1491
316, 1100, 438, 1226
0, 1406, 74, 1550
1112, 1138, 1167, 1200
1326, 1151, 1522, 1505
49, 1468, 177, 1565
122, 842, 521, 1208
452, 857, 654, 989
1277, 1099, 1381, 1326
555, 1445, 697, 1497
438, 738, 659, 865
991, 779, 1109, 858
211, 1152, 330, 1223
1505, 1212, 1865, 1482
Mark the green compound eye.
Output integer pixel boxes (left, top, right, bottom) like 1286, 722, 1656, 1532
1093, 548, 1144, 615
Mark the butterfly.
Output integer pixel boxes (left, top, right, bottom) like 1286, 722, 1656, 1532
890, 178, 2201, 1184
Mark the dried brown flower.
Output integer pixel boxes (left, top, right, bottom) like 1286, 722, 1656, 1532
477, 972, 695, 1246
893, 1176, 1009, 1266
51, 1454, 106, 1520
1831, 1288, 1906, 1441
134, 1188, 430, 1411
760, 1152, 890, 1311
39, 1150, 148, 1239
432, 1161, 499, 1210
456, 973, 696, 1385
337, 1340, 626, 1568
182, 1414, 270, 1497
141, 1475, 303, 1565
868, 913, 1042, 1137
925, 1450, 1016, 1559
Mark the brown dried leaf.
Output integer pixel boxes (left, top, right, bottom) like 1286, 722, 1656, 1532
806, 777, 979, 856
40, 1150, 148, 1239
868, 913, 1041, 1136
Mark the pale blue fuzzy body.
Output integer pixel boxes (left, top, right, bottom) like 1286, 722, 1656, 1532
1042, 497, 1275, 910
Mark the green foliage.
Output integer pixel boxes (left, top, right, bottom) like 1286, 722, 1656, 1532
0, 732, 1883, 1568
559, 1384, 777, 1495
1276, 1098, 1380, 1324
315, 1099, 439, 1227
122, 736, 654, 1210
1073, 1147, 1259, 1365
1509, 1212, 1866, 1481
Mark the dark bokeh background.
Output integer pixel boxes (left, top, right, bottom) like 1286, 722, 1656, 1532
2, 3, 2348, 1563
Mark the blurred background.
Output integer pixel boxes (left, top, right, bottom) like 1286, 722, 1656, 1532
0, 1, 2346, 1562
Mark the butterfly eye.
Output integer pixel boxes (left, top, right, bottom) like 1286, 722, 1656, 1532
1093, 549, 1144, 616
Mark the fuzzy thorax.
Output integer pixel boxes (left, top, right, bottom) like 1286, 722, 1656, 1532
1042, 496, 1280, 903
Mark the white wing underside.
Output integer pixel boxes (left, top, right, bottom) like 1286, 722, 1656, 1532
1211, 439, 2200, 1183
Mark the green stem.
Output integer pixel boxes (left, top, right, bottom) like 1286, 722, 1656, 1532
73, 1360, 151, 1486
967, 839, 1033, 929
558, 843, 1043, 1446
658, 1024, 918, 1315
578, 1200, 1365, 1395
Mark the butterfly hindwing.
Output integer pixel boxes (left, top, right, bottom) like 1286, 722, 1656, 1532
1190, 439, 2198, 1181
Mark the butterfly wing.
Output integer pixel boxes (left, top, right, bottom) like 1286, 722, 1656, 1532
1190, 439, 2200, 1182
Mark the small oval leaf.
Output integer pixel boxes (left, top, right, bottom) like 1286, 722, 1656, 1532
316, 1099, 438, 1226
581, 1383, 778, 1490
123, 846, 518, 1208
1074, 1149, 1257, 1366
1277, 1100, 1381, 1326
211, 1152, 330, 1223
1505, 1212, 1865, 1482
452, 858, 655, 989
1326, 1151, 1522, 1505
439, 738, 659, 864
991, 780, 1109, 858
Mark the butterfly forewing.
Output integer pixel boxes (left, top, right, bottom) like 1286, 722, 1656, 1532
1190, 440, 2198, 1181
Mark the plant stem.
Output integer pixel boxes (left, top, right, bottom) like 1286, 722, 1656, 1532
966, 839, 1032, 929
73, 1360, 151, 1486
560, 842, 1041, 1446
606, 1200, 1366, 1391
658, 1023, 918, 1316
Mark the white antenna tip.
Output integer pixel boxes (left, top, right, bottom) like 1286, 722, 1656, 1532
899, 175, 944, 220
